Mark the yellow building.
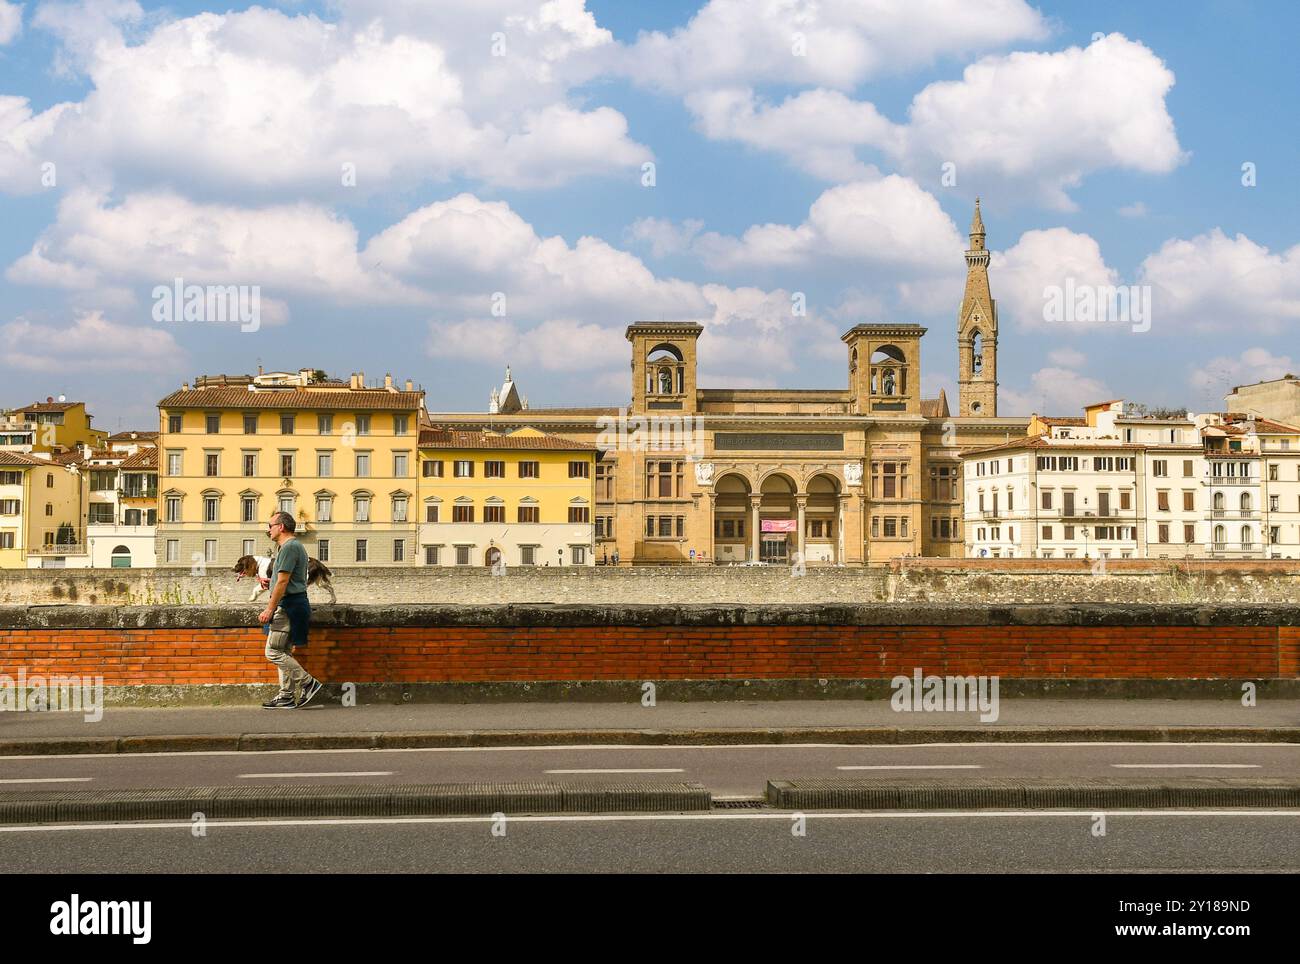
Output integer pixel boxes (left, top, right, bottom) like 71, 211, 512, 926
0, 450, 87, 568
0, 398, 107, 453
417, 427, 597, 566
156, 371, 425, 567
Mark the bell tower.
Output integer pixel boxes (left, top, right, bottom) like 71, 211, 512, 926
958, 198, 998, 417
626, 322, 702, 414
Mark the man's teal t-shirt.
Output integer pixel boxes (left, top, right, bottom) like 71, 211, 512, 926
271, 538, 309, 594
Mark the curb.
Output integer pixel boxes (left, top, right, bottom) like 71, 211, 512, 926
766, 777, 1300, 810
0, 782, 711, 825
1, 726, 1297, 757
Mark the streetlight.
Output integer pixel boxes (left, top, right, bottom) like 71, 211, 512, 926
1081, 526, 1091, 559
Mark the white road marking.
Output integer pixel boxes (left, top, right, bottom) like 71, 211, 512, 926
2, 810, 1298, 833
1111, 763, 1261, 769
543, 768, 685, 774
0, 777, 93, 784
237, 771, 394, 778
837, 764, 982, 771
0, 741, 1293, 761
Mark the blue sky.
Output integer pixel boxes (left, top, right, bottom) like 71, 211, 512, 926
0, 0, 1296, 432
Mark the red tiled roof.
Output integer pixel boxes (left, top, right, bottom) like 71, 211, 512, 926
12, 401, 81, 413
107, 430, 159, 441
504, 407, 620, 416
0, 451, 43, 466
419, 428, 597, 451
159, 387, 424, 411
119, 449, 159, 469
1035, 416, 1087, 426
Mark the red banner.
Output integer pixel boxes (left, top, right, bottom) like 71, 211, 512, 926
761, 519, 797, 532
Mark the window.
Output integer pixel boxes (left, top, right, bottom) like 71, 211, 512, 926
646, 460, 683, 498
394, 453, 409, 477
1157, 491, 1169, 512
204, 496, 219, 523
455, 546, 471, 566
317, 540, 330, 562
280, 453, 295, 478
279, 494, 294, 515
929, 465, 958, 501
316, 495, 332, 522
166, 539, 179, 563
1120, 491, 1132, 511
455, 460, 474, 478
168, 452, 182, 476
1184, 524, 1195, 544
204, 539, 217, 562
1064, 525, 1075, 540
871, 461, 909, 499
355, 539, 368, 562
1152, 460, 1168, 477
519, 461, 539, 479
354, 495, 371, 522
205, 413, 220, 434
241, 538, 255, 556
1269, 464, 1279, 481
0, 471, 19, 485
280, 414, 295, 435
393, 539, 405, 562
318, 414, 333, 435
484, 504, 504, 523
168, 414, 183, 434
1041, 490, 1053, 510
453, 504, 474, 523
883, 517, 897, 538
569, 505, 590, 523
1269, 526, 1281, 545
1183, 460, 1194, 477
242, 496, 257, 523
571, 546, 586, 565
316, 452, 333, 477
1270, 495, 1279, 511
355, 452, 371, 477
423, 545, 439, 565
88, 503, 114, 524
123, 509, 141, 526
89, 470, 116, 491
166, 496, 182, 522
658, 516, 672, 537
423, 460, 444, 478
1158, 524, 1170, 544
1042, 525, 1052, 540
243, 414, 258, 434
596, 463, 615, 500
242, 453, 257, 477
485, 460, 506, 478
356, 414, 371, 435
1183, 491, 1195, 511
596, 516, 615, 539
393, 415, 409, 435
521, 546, 536, 566
0, 499, 19, 515
205, 453, 219, 477
569, 461, 590, 478
518, 505, 538, 523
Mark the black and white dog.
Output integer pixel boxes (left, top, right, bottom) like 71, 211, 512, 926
232, 549, 336, 604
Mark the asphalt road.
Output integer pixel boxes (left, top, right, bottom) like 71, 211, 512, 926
2, 742, 1296, 796
3, 812, 1296, 873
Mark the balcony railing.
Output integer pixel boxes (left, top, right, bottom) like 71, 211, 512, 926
29, 544, 88, 556
1203, 474, 1254, 485
1208, 542, 1257, 553
1207, 509, 1257, 519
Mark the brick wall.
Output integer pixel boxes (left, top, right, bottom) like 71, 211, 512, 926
2, 604, 1296, 685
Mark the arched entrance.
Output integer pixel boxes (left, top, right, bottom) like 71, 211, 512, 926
805, 474, 840, 564
758, 473, 797, 564
484, 547, 502, 568
110, 545, 132, 568
713, 473, 750, 563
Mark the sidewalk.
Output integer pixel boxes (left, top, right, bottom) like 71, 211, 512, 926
1, 699, 1295, 742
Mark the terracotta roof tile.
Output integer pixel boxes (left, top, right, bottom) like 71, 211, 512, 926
159, 387, 423, 411
0, 451, 43, 466
419, 428, 597, 451
119, 449, 159, 469
12, 401, 81, 413
107, 430, 159, 441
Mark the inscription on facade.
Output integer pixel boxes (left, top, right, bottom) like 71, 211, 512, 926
714, 433, 844, 451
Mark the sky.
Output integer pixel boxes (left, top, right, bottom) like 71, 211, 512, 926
0, 0, 1297, 432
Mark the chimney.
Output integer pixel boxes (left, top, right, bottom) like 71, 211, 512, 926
404, 379, 413, 392
384, 373, 393, 390
182, 382, 190, 391
46, 396, 53, 404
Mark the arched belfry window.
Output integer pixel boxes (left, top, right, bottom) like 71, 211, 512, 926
646, 344, 685, 396
869, 346, 907, 398
972, 331, 984, 375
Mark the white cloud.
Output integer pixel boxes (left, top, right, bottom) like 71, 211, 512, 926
1001, 366, 1111, 417
695, 175, 963, 271
898, 34, 1185, 210
991, 227, 1119, 330
608, 0, 1047, 93
1192, 348, 1297, 406
1, 308, 184, 372
1047, 346, 1087, 368
4, 4, 647, 198
1139, 229, 1300, 335
0, 2, 24, 45
625, 217, 704, 258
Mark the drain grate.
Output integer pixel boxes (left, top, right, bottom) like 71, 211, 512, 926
712, 798, 768, 810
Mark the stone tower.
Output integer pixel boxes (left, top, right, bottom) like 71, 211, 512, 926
957, 198, 998, 417
626, 322, 702, 414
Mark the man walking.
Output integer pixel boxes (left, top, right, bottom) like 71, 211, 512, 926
258, 511, 323, 709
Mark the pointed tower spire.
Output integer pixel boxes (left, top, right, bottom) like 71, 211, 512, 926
969, 197, 986, 250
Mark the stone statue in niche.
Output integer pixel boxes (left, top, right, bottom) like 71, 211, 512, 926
658, 368, 672, 394
883, 369, 896, 395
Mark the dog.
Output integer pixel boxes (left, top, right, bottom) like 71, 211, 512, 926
233, 550, 336, 604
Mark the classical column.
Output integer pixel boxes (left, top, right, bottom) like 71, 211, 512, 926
749, 494, 761, 562
707, 492, 717, 564
795, 495, 807, 562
